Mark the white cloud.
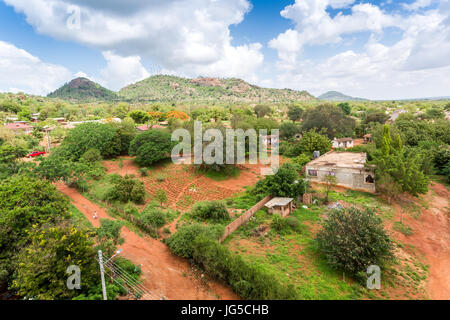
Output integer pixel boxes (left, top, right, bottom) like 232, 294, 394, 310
100, 51, 150, 91
0, 40, 72, 95
267, 0, 450, 99
4, 0, 264, 84
402, 0, 433, 11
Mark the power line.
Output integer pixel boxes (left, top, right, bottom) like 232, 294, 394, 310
98, 253, 165, 300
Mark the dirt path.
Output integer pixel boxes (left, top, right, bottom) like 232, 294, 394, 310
390, 183, 450, 300
56, 183, 238, 300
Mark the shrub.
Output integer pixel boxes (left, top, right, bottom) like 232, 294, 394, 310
140, 207, 166, 229
139, 167, 149, 177
191, 201, 230, 222
271, 215, 301, 235
166, 224, 224, 258
316, 208, 394, 283
106, 175, 146, 204
191, 237, 297, 300
154, 189, 168, 206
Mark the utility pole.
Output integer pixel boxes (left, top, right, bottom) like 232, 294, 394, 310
98, 250, 108, 301
46, 130, 51, 153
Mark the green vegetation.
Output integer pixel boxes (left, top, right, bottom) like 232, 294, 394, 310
316, 208, 394, 283
129, 129, 174, 166
190, 201, 231, 223
118, 75, 315, 104
47, 77, 117, 102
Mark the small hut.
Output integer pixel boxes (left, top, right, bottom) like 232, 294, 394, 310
264, 197, 294, 218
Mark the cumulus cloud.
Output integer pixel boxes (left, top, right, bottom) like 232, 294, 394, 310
4, 0, 264, 83
267, 0, 450, 99
100, 51, 150, 91
0, 40, 72, 95
402, 0, 433, 11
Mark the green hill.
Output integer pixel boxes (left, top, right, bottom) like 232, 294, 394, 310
118, 75, 315, 103
318, 91, 368, 102
47, 77, 118, 102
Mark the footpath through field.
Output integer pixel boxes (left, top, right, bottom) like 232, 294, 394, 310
56, 183, 238, 300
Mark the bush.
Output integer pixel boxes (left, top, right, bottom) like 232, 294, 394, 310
106, 175, 146, 204
271, 215, 301, 235
291, 154, 311, 167
316, 208, 394, 282
166, 224, 224, 258
140, 207, 166, 229
191, 201, 230, 222
191, 237, 298, 300
139, 167, 149, 177
80, 148, 103, 164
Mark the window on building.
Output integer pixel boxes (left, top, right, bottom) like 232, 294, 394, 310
365, 174, 375, 184
308, 169, 318, 177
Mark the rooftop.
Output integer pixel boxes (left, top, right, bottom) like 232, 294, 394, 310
306, 151, 367, 169
4, 123, 33, 130
265, 197, 294, 208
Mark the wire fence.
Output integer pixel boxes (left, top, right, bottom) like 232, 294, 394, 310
98, 253, 166, 300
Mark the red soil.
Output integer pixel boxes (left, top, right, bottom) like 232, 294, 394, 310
389, 183, 450, 300
56, 183, 238, 300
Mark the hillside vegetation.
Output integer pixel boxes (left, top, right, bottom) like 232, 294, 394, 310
47, 77, 118, 102
118, 75, 315, 103
318, 91, 368, 102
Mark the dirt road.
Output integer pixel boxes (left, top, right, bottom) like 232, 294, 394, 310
391, 182, 450, 300
56, 183, 238, 300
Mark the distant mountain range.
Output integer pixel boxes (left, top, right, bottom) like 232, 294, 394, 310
47, 77, 117, 102
318, 91, 369, 102
48, 75, 316, 104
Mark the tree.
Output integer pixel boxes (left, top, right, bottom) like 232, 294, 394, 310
166, 110, 189, 121
287, 105, 303, 122
381, 125, 392, 156
254, 105, 272, 118
60, 122, 117, 160
106, 175, 146, 204
128, 110, 150, 124
316, 208, 394, 283
372, 149, 429, 196
11, 223, 98, 299
279, 122, 301, 140
0, 176, 69, 289
338, 102, 351, 115
364, 110, 388, 125
255, 163, 309, 199
289, 129, 332, 157
302, 104, 356, 138
154, 189, 168, 207
129, 130, 174, 167
323, 173, 337, 204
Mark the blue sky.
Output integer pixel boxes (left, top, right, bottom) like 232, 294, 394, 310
0, 0, 449, 99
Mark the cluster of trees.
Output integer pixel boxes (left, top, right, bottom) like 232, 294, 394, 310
0, 176, 133, 299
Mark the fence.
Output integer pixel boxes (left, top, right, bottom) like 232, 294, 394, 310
219, 195, 272, 243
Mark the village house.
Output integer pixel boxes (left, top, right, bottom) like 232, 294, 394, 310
305, 151, 376, 193
332, 138, 354, 149
4, 122, 33, 134
363, 134, 372, 144
264, 197, 294, 217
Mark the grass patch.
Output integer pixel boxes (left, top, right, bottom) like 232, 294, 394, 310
203, 166, 241, 181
